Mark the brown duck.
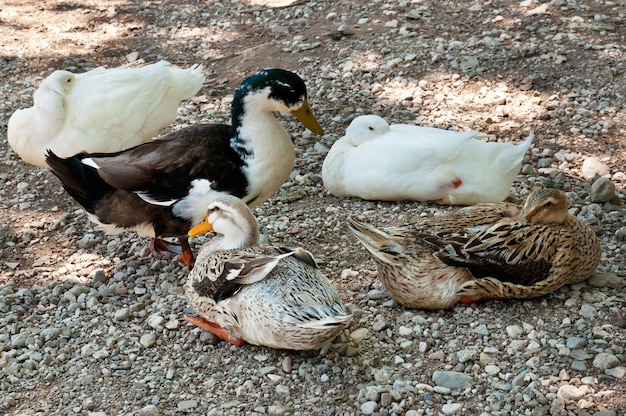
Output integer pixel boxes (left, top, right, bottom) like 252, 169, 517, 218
348, 188, 602, 309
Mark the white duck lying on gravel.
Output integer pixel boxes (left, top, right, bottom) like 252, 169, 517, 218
184, 195, 352, 351
322, 115, 534, 205
8, 60, 205, 167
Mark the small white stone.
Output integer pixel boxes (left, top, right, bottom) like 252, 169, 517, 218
114, 307, 130, 321
442, 403, 462, 415
140, 333, 157, 348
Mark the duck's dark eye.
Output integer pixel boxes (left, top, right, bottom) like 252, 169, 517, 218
368, 126, 374, 131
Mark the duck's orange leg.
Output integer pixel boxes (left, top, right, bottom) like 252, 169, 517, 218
149, 237, 195, 267
178, 237, 195, 267
184, 315, 245, 347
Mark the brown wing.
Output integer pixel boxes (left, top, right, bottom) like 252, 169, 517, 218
88, 124, 247, 203
433, 219, 557, 286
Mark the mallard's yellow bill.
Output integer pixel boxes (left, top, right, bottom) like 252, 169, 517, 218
291, 99, 324, 135
188, 216, 213, 236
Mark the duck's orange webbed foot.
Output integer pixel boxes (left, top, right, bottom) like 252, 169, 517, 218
459, 295, 506, 305
184, 315, 245, 347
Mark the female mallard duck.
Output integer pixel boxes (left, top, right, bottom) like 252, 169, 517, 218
322, 115, 534, 205
8, 61, 205, 167
46, 69, 323, 266
184, 195, 352, 350
348, 188, 601, 309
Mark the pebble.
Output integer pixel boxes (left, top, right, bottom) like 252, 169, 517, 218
557, 384, 588, 401
140, 333, 157, 348
137, 404, 160, 416
593, 353, 619, 370
587, 272, 625, 288
442, 403, 463, 415
432, 371, 474, 389
360, 401, 378, 415
177, 400, 198, 410
581, 157, 610, 180
579, 304, 597, 319
114, 307, 131, 321
350, 328, 370, 343
456, 349, 477, 363
590, 177, 615, 202
605, 366, 626, 378
472, 324, 489, 336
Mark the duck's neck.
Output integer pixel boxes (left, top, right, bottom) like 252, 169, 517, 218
210, 224, 260, 252
229, 88, 296, 207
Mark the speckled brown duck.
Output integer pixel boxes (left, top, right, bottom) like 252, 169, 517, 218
348, 188, 601, 309
45, 69, 323, 266
184, 195, 352, 350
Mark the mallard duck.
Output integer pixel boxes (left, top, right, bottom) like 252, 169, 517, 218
183, 195, 352, 350
348, 188, 601, 309
8, 61, 205, 167
46, 69, 323, 266
322, 115, 534, 205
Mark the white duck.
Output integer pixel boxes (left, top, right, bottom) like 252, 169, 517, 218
184, 195, 352, 350
322, 115, 534, 205
8, 60, 205, 167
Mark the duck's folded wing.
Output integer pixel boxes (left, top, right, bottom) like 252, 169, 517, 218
191, 251, 293, 301
432, 220, 554, 285
84, 125, 239, 203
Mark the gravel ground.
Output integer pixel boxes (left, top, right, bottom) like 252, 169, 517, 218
1, 1, 626, 415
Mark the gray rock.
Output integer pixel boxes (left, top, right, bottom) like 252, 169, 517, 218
140, 333, 157, 348
472, 324, 489, 336
579, 304, 597, 319
360, 401, 378, 415
593, 353, 619, 369
605, 366, 626, 379
432, 371, 474, 389
590, 177, 615, 202
587, 272, 626, 288
566, 337, 586, 349
177, 400, 198, 410
137, 405, 161, 416
114, 307, 131, 321
572, 361, 587, 371
442, 403, 463, 415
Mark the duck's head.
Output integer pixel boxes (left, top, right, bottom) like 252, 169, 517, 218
38, 70, 76, 100
344, 115, 391, 146
521, 188, 569, 224
232, 68, 324, 136
189, 194, 260, 250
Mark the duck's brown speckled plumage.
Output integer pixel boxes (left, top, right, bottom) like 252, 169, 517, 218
185, 195, 352, 350
348, 188, 602, 309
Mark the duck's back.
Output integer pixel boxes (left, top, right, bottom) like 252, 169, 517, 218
232, 249, 351, 350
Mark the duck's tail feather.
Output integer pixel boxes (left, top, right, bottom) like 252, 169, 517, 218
347, 217, 404, 263
45, 149, 112, 214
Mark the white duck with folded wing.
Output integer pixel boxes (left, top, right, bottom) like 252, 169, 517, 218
322, 115, 534, 205
8, 60, 205, 167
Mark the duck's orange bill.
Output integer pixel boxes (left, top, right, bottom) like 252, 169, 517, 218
188, 216, 213, 236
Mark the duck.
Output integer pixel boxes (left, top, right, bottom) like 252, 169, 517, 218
322, 114, 534, 205
45, 68, 324, 266
8, 60, 205, 167
183, 194, 352, 350
348, 188, 601, 309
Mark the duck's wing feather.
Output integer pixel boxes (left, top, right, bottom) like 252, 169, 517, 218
431, 219, 555, 286
85, 124, 246, 203
191, 249, 293, 302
